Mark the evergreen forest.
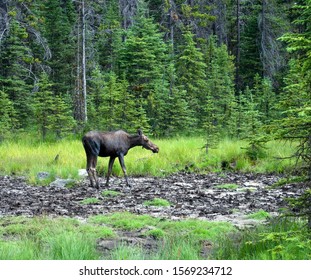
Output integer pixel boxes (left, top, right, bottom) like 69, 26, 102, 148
0, 0, 310, 172
1, 0, 311, 259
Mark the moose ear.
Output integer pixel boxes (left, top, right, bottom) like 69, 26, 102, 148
137, 129, 143, 136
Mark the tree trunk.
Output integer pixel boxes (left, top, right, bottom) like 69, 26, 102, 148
235, 0, 241, 91
82, 0, 87, 122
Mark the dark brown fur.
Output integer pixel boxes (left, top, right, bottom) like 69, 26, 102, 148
82, 129, 159, 188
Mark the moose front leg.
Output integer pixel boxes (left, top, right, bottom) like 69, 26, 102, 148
118, 153, 130, 187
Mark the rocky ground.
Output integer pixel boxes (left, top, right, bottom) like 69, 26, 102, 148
0, 172, 305, 227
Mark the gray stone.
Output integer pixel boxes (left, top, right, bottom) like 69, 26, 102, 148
78, 169, 88, 177
37, 172, 50, 180
49, 178, 75, 188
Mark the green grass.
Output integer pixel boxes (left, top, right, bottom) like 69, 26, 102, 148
89, 212, 160, 230
80, 197, 100, 205
213, 217, 311, 260
0, 214, 310, 260
0, 214, 235, 260
143, 198, 171, 207
0, 216, 114, 260
101, 190, 122, 197
247, 210, 271, 220
0, 135, 298, 185
213, 183, 240, 190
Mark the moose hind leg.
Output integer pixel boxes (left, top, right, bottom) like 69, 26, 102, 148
86, 154, 99, 188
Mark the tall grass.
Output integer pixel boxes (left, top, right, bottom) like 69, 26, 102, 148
0, 216, 113, 260
1, 214, 310, 260
0, 135, 297, 184
0, 214, 234, 260
213, 218, 311, 260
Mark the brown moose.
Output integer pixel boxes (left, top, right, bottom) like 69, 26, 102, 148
82, 129, 159, 188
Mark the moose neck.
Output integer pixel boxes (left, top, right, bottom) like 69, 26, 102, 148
128, 134, 142, 148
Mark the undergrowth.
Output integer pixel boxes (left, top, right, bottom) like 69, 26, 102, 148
213, 217, 311, 260
0, 214, 309, 260
0, 135, 297, 185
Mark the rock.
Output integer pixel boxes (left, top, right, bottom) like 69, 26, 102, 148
78, 169, 88, 177
49, 178, 76, 188
37, 172, 50, 180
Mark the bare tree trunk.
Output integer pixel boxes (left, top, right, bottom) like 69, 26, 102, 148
82, 0, 87, 122
74, 0, 87, 124
235, 0, 241, 91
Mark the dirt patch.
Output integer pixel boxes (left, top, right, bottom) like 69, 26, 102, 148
0, 172, 305, 227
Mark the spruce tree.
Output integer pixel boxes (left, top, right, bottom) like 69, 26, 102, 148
0, 90, 16, 139
175, 29, 207, 127
33, 72, 75, 140
0, 18, 33, 128
253, 74, 277, 125
119, 1, 168, 133
51, 94, 76, 139
275, 0, 311, 228
203, 36, 236, 136
33, 72, 55, 140
41, 0, 76, 94
239, 87, 265, 160
97, 71, 123, 131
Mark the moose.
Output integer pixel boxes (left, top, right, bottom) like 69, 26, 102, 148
82, 129, 159, 188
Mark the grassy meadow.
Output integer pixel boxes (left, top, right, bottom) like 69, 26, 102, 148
0, 134, 308, 260
0, 213, 309, 260
0, 135, 298, 185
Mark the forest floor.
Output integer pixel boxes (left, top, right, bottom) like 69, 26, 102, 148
0, 172, 305, 226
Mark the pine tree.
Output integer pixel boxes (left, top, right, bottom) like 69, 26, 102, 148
253, 74, 277, 125
276, 0, 311, 178
0, 17, 33, 128
33, 72, 55, 140
51, 94, 76, 139
41, 0, 76, 94
176, 29, 207, 126
239, 87, 266, 160
202, 36, 236, 135
0, 90, 16, 139
274, 0, 311, 228
33, 72, 75, 140
97, 71, 123, 131
96, 0, 122, 72
88, 68, 143, 131
119, 1, 168, 133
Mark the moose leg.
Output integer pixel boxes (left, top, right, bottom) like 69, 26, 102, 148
86, 154, 99, 188
118, 154, 130, 187
92, 156, 99, 188
106, 156, 116, 187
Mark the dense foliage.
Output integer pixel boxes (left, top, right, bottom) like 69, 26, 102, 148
0, 1, 310, 177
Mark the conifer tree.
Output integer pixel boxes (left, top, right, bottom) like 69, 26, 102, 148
51, 94, 76, 139
203, 36, 236, 135
119, 1, 168, 133
277, 0, 311, 179
33, 72, 55, 139
274, 0, 311, 228
41, 0, 76, 94
97, 71, 123, 131
0, 90, 16, 139
239, 87, 265, 160
176, 29, 207, 127
253, 74, 277, 125
0, 17, 33, 128
33, 72, 75, 140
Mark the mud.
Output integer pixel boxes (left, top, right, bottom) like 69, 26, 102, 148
0, 172, 305, 227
